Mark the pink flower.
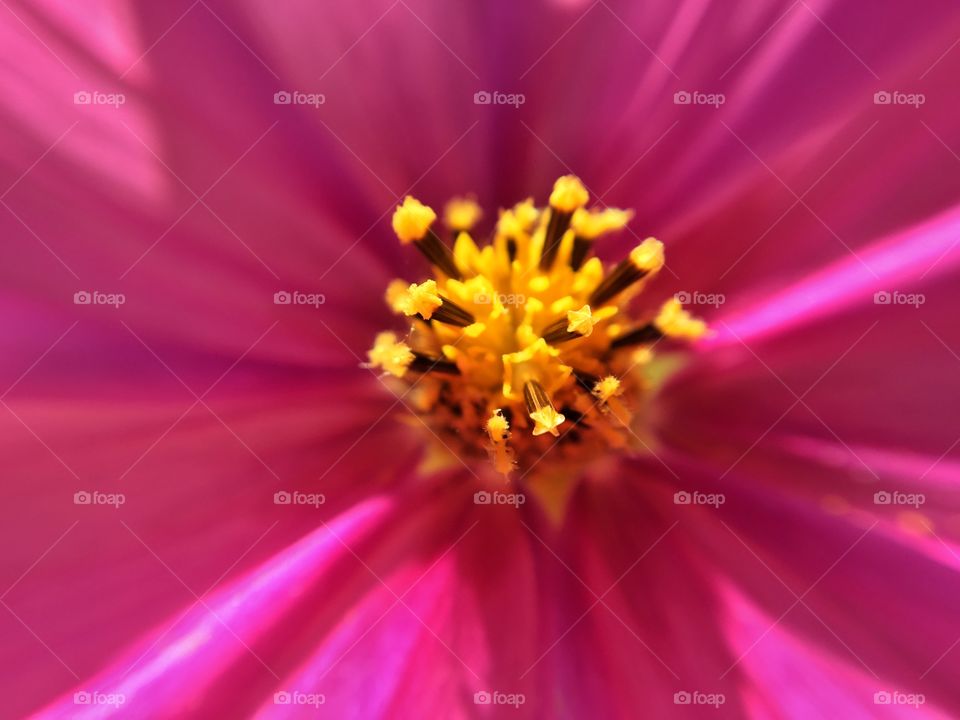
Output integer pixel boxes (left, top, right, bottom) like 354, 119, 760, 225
2, 0, 959, 717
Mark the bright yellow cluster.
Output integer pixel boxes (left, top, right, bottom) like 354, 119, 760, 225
367, 176, 707, 477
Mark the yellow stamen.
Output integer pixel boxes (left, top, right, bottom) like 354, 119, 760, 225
392, 196, 436, 243
629, 238, 665, 273
524, 380, 566, 437
444, 197, 482, 232
498, 200, 538, 238
397, 280, 443, 319
385, 279, 409, 309
589, 238, 665, 306
655, 299, 708, 340
367, 332, 414, 378
486, 409, 515, 476
571, 207, 633, 239
566, 304, 596, 337
549, 175, 589, 213
592, 376, 622, 402
370, 176, 706, 477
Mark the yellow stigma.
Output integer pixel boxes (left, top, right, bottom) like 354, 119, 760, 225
529, 405, 566, 437
498, 199, 538, 239
396, 280, 443, 319
629, 238, 665, 272
368, 176, 707, 477
367, 332, 414, 378
444, 197, 482, 232
485, 409, 515, 476
385, 279, 409, 308
655, 298, 708, 340
592, 376, 622, 402
549, 175, 589, 213
566, 305, 596, 337
486, 409, 510, 441
392, 196, 437, 243
571, 207, 633, 239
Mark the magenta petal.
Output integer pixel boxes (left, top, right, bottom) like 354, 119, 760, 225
34, 497, 393, 718
708, 203, 960, 346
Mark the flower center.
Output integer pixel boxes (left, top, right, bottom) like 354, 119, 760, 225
367, 176, 706, 478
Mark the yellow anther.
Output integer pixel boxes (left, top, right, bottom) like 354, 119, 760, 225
655, 298, 707, 340
397, 280, 443, 319
523, 379, 566, 437
486, 409, 515, 476
392, 196, 437, 243
513, 199, 539, 228
629, 238, 665, 272
373, 177, 704, 476
503, 338, 567, 401
530, 276, 550, 293
566, 305, 596, 337
571, 208, 633, 239
444, 197, 482, 232
385, 279, 409, 311
367, 332, 414, 378
486, 409, 510, 443
529, 405, 566, 437
594, 376, 631, 427
592, 376, 622, 402
549, 175, 589, 213
498, 199, 539, 238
